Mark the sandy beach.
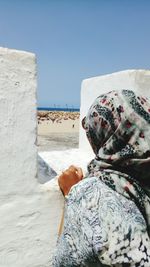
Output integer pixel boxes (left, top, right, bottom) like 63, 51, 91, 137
37, 111, 80, 151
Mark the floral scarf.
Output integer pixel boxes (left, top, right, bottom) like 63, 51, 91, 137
82, 89, 150, 234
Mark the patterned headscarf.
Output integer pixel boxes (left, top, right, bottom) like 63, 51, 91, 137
82, 89, 150, 233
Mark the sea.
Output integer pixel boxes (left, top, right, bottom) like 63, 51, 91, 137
37, 107, 80, 112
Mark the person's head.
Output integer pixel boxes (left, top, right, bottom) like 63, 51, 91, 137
82, 89, 150, 186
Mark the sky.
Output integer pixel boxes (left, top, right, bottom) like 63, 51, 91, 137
0, 0, 150, 108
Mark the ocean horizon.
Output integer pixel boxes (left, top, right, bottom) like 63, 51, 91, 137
37, 107, 80, 112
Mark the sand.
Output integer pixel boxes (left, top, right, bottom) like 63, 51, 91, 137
37, 111, 80, 151
38, 111, 80, 134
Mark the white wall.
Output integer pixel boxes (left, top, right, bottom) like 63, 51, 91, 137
79, 69, 150, 155
0, 47, 62, 267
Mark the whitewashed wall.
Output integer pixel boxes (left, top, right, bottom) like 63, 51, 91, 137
79, 69, 150, 155
0, 48, 62, 267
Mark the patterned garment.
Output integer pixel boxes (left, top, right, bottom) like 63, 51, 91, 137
53, 90, 150, 267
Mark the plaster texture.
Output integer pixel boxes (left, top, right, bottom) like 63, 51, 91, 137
0, 47, 62, 267
79, 69, 150, 155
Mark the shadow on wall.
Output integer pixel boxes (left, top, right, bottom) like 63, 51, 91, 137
37, 155, 57, 184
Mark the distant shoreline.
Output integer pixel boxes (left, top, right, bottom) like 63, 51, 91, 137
37, 107, 80, 112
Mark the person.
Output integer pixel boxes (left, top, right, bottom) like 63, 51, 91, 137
53, 89, 150, 267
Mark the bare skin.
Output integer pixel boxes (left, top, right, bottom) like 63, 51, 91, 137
58, 165, 83, 196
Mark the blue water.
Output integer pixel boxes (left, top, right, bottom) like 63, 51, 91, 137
37, 107, 80, 112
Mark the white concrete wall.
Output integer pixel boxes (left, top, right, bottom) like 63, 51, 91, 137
0, 47, 61, 267
79, 70, 150, 155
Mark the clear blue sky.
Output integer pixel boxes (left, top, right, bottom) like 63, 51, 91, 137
0, 0, 150, 108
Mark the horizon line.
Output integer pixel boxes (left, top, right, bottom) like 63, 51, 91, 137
37, 106, 80, 111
